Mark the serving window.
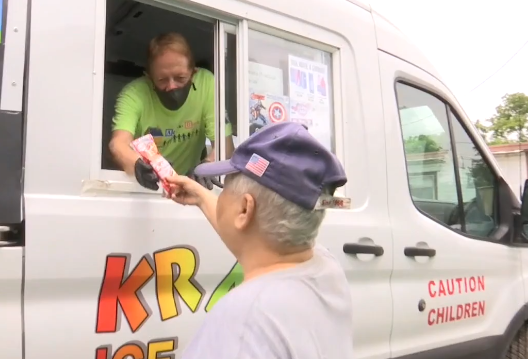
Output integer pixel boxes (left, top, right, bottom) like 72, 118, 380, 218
92, 0, 341, 193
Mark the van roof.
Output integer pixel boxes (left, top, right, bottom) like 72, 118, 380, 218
345, 0, 443, 82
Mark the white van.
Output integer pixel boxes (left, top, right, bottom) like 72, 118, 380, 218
1, 0, 527, 358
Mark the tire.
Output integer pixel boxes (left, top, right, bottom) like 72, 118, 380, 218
507, 324, 528, 359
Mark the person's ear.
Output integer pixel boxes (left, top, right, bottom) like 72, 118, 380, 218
234, 193, 255, 231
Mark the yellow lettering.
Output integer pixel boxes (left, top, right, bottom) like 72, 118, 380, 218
154, 247, 204, 320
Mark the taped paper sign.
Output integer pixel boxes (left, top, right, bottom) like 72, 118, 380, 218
288, 55, 332, 150
249, 91, 290, 135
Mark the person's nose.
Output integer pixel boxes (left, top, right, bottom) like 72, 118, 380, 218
166, 78, 178, 91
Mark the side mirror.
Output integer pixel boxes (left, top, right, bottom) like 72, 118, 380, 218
521, 180, 528, 223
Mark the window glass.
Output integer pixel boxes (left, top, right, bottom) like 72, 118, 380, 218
450, 109, 498, 237
396, 82, 499, 238
225, 31, 238, 149
248, 30, 334, 151
396, 83, 461, 228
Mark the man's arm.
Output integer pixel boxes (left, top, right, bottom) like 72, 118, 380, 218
108, 86, 142, 175
197, 189, 219, 233
109, 130, 140, 175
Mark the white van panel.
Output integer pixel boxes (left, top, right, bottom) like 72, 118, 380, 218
0, 247, 23, 359
371, 10, 442, 82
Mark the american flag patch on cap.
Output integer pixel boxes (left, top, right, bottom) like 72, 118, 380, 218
245, 153, 270, 177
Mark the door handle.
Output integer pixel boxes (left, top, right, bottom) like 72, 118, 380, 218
343, 243, 384, 256
404, 247, 436, 257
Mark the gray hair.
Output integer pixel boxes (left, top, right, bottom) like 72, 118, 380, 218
225, 173, 328, 249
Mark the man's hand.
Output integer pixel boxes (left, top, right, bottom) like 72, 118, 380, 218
166, 175, 208, 206
134, 158, 159, 191
187, 169, 214, 190
186, 160, 223, 190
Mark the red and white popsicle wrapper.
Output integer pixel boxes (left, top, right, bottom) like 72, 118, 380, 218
131, 134, 175, 193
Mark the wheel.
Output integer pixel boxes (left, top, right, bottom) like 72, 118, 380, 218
506, 324, 528, 359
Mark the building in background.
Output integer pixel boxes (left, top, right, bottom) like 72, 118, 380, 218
490, 143, 528, 200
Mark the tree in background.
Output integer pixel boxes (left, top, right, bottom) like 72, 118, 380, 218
477, 93, 528, 144
404, 134, 443, 154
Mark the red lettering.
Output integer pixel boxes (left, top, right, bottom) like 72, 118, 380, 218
471, 301, 478, 317
436, 307, 445, 324
428, 309, 436, 326
446, 279, 455, 296
113, 343, 144, 359
428, 280, 436, 298
95, 347, 110, 359
96, 255, 155, 333
464, 303, 471, 318
469, 277, 476, 292
95, 339, 178, 359
448, 306, 455, 321
478, 301, 485, 316
427, 301, 486, 326
455, 278, 463, 293
477, 276, 485, 291
456, 304, 463, 320
438, 280, 446, 296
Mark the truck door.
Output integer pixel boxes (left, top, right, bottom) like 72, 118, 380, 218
0, 0, 29, 357
378, 49, 524, 358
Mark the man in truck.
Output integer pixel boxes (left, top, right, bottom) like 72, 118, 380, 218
109, 32, 235, 190
166, 122, 355, 358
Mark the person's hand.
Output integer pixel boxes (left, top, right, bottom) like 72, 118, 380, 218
187, 168, 214, 190
165, 175, 207, 206
186, 161, 224, 189
134, 158, 159, 191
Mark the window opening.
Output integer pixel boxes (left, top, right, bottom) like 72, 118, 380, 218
101, 0, 235, 180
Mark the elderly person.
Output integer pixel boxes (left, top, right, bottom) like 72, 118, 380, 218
166, 122, 354, 359
109, 32, 235, 190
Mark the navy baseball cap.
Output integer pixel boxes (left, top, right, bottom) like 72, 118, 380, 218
195, 122, 347, 210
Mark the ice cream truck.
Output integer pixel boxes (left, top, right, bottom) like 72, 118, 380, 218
1, 0, 528, 358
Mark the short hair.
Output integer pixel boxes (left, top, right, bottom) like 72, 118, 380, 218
147, 32, 195, 71
225, 173, 329, 251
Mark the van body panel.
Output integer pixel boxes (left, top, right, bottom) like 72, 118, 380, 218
0, 247, 23, 359
371, 10, 442, 83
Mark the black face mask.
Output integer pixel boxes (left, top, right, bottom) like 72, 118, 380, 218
155, 81, 195, 111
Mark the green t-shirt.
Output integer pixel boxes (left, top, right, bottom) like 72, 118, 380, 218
112, 68, 232, 174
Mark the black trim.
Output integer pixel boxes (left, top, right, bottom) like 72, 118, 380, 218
446, 105, 467, 232
0, 0, 7, 100
0, 0, 29, 240
0, 110, 23, 224
343, 243, 384, 256
394, 304, 528, 359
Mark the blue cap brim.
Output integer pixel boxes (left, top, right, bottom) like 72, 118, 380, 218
194, 160, 240, 177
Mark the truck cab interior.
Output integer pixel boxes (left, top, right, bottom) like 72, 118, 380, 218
101, 0, 237, 170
